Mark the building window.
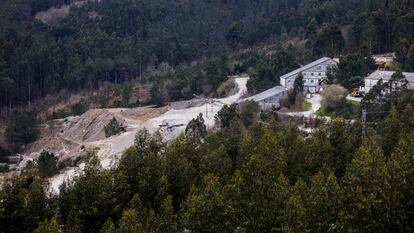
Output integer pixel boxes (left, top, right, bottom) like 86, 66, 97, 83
311, 79, 314, 83
287, 80, 291, 83
311, 73, 314, 76
318, 73, 321, 76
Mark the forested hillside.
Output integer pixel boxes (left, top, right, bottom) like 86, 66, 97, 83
3, 1, 414, 232
1, 0, 414, 112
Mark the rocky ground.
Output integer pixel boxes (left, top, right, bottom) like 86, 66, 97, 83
20, 106, 168, 167
17, 76, 249, 193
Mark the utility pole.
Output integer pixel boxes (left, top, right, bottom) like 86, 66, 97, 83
205, 98, 209, 119
211, 101, 214, 117
362, 109, 367, 138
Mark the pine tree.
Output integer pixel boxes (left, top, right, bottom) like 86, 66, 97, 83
165, 135, 199, 209
215, 104, 238, 129
281, 181, 308, 233
118, 129, 168, 210
200, 145, 233, 181
294, 73, 304, 93
314, 22, 345, 57
379, 106, 402, 156
33, 218, 59, 233
180, 174, 234, 233
341, 140, 388, 232
154, 196, 177, 233
118, 209, 144, 233
100, 218, 116, 233
185, 113, 207, 139
128, 194, 143, 212
234, 125, 289, 232
387, 133, 414, 232
388, 69, 408, 94
327, 119, 354, 177
406, 44, 414, 71
26, 177, 48, 231
306, 169, 341, 232
401, 104, 414, 134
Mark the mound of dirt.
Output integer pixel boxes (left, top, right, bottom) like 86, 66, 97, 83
21, 106, 166, 166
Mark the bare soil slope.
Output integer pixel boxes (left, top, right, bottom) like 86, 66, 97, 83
21, 106, 166, 165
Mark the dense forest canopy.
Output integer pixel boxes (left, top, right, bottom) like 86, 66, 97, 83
1, 0, 414, 112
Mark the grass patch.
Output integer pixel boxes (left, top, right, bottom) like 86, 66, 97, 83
316, 100, 360, 119
315, 107, 325, 117
346, 99, 361, 106
303, 101, 312, 111
315, 107, 334, 117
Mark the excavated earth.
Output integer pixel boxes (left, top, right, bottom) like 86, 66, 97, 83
16, 76, 249, 193
21, 107, 167, 167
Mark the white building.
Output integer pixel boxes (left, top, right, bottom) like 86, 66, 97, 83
241, 86, 287, 110
280, 57, 337, 93
363, 70, 414, 93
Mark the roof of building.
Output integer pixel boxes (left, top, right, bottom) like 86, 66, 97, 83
366, 70, 414, 83
280, 57, 334, 80
241, 86, 287, 103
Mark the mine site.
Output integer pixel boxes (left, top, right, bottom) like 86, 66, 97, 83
7, 76, 248, 192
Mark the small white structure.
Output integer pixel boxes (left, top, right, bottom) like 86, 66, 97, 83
241, 86, 287, 110
280, 57, 337, 93
363, 70, 414, 93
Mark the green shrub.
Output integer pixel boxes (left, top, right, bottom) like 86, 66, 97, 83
104, 118, 126, 137
37, 151, 58, 177
303, 101, 312, 111
51, 110, 70, 120
316, 99, 360, 119
71, 100, 88, 116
